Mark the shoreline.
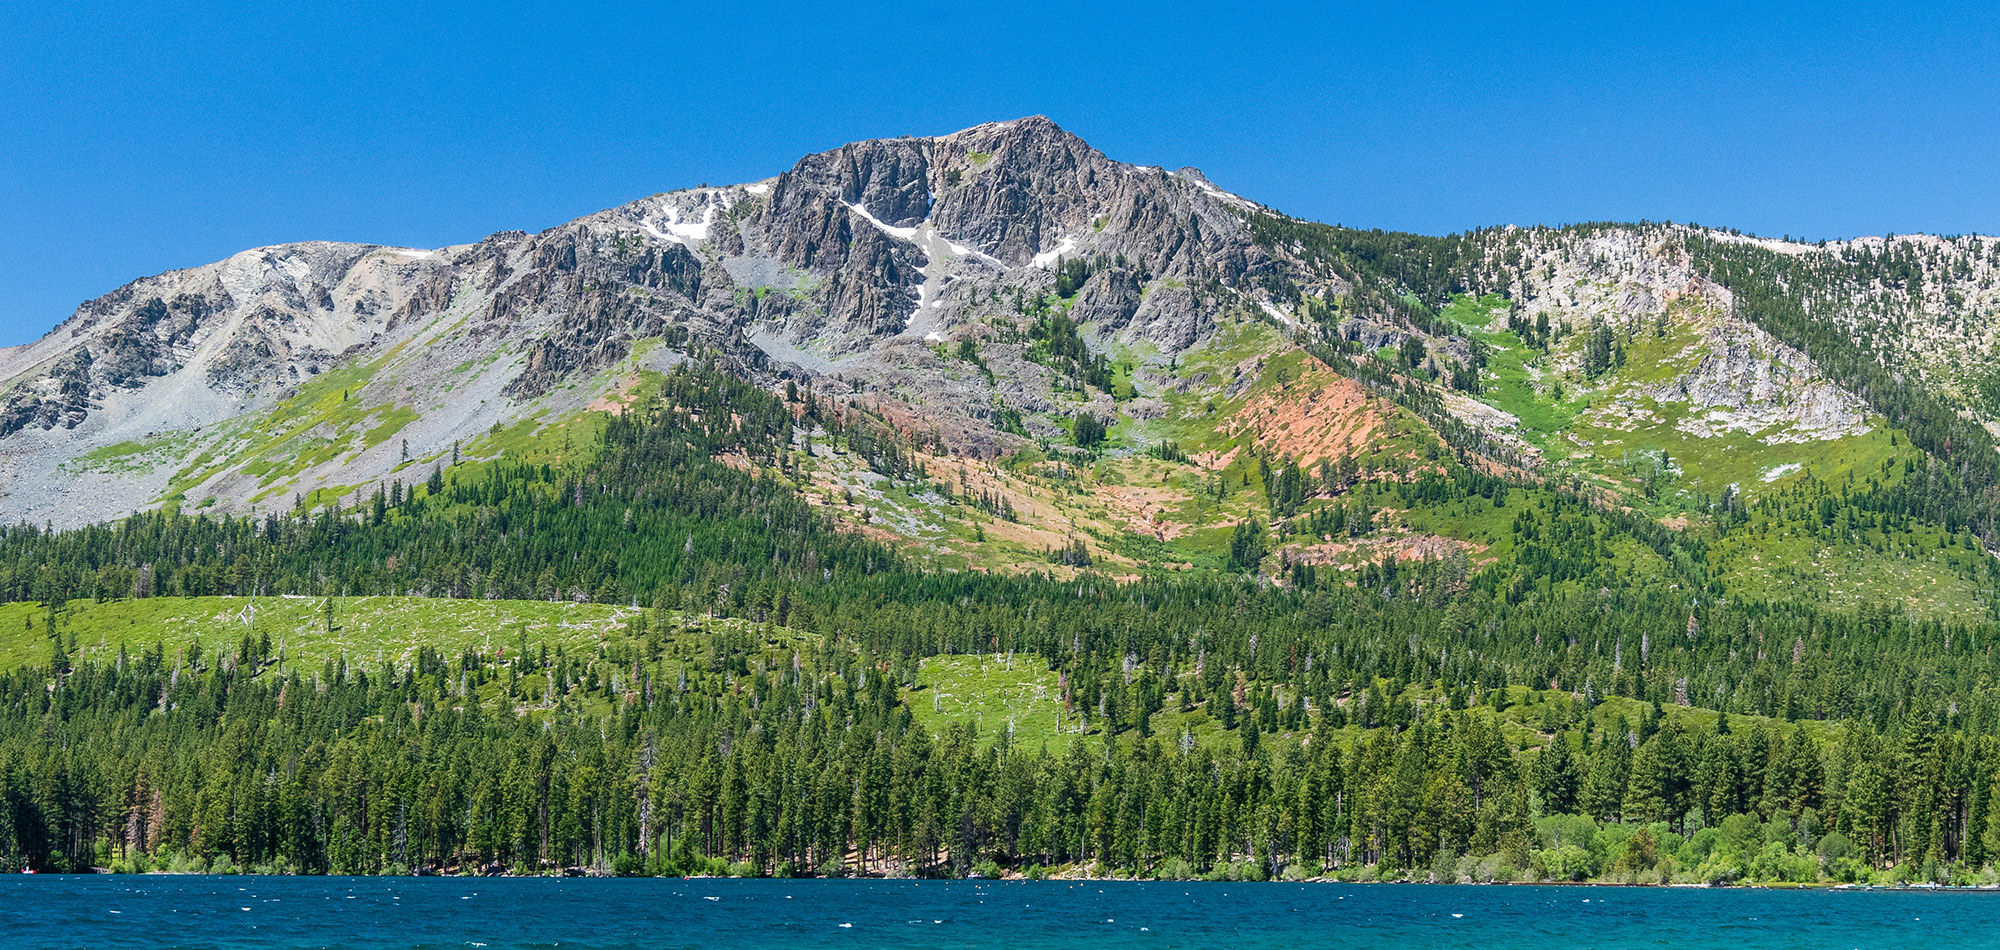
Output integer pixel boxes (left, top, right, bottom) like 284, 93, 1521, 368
36, 869, 2000, 891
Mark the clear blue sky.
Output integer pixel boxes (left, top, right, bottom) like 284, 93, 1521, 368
3, 1, 1996, 346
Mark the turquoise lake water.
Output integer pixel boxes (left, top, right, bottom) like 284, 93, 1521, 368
4, 877, 1998, 949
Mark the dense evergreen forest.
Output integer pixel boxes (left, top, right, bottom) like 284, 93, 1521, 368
4, 363, 2000, 884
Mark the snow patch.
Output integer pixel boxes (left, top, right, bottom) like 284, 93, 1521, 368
1761, 462, 1801, 483
389, 249, 434, 259
840, 202, 1008, 271
847, 204, 1005, 275
1170, 169, 1261, 211
637, 200, 716, 245
1032, 236, 1078, 269
846, 203, 918, 240
939, 235, 1003, 267
1704, 231, 1816, 256
744, 182, 770, 195
662, 204, 714, 241
904, 280, 959, 342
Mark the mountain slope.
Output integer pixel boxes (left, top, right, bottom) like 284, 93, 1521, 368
0, 118, 1279, 524
3, 118, 1996, 618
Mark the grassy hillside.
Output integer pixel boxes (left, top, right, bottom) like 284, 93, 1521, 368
778, 301, 1996, 620
8, 596, 643, 672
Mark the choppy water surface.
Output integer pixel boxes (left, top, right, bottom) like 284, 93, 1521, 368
6, 876, 1998, 950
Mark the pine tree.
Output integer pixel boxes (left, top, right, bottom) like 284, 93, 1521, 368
1229, 518, 1267, 573
1535, 731, 1581, 814
1581, 731, 1632, 822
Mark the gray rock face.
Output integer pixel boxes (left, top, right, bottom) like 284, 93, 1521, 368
778, 138, 934, 227
1127, 282, 1213, 353
0, 242, 433, 438
474, 117, 1291, 397
1073, 268, 1143, 332
726, 116, 1272, 356
1651, 317, 1870, 443
925, 118, 1107, 265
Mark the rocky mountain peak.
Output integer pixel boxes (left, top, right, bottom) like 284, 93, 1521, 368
0, 118, 1315, 527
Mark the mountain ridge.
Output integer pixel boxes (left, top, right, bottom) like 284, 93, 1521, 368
0, 116, 1281, 525
4, 117, 1999, 624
